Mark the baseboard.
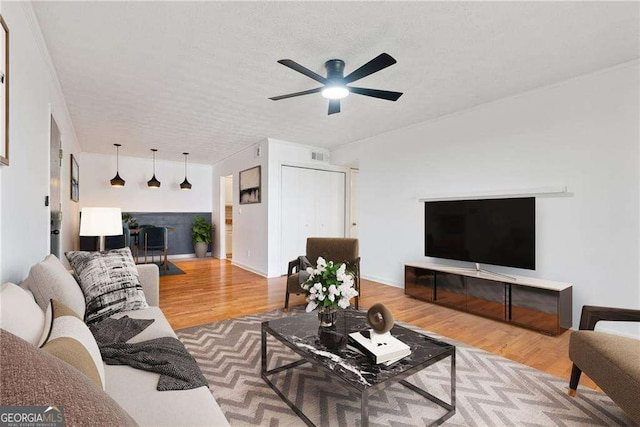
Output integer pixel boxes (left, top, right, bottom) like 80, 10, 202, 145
361, 274, 403, 289
165, 253, 212, 261
232, 261, 268, 278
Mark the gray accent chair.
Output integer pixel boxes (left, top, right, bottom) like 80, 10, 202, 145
285, 237, 360, 311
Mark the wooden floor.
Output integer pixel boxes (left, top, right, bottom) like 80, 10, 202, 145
160, 257, 597, 390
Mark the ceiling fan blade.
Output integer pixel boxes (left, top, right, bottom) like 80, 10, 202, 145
277, 59, 327, 84
349, 87, 403, 101
328, 99, 340, 115
343, 53, 397, 84
269, 87, 323, 101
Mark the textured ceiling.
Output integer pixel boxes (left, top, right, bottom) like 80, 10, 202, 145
33, 1, 639, 164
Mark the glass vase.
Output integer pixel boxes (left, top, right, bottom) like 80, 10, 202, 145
318, 306, 338, 328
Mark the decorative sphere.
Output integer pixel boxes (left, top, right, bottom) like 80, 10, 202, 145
366, 303, 394, 333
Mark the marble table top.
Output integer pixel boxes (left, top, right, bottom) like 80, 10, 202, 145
263, 310, 454, 391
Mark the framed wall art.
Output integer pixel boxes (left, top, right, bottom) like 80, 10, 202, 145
70, 154, 79, 202
0, 15, 9, 166
239, 165, 261, 204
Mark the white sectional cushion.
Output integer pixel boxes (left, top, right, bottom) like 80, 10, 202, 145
103, 306, 229, 426
0, 283, 45, 345
40, 299, 106, 390
105, 364, 228, 427
22, 254, 86, 319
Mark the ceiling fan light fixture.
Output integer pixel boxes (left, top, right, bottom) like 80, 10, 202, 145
321, 85, 349, 100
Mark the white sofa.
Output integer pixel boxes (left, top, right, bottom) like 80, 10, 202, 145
0, 255, 228, 427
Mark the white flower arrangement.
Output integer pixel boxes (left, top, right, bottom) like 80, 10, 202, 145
301, 257, 359, 312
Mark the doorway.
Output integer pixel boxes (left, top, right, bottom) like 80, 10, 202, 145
49, 116, 62, 258
219, 175, 233, 259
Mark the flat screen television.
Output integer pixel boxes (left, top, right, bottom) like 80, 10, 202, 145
425, 197, 535, 270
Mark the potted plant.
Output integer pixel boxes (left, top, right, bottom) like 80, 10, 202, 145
192, 216, 213, 258
121, 213, 138, 229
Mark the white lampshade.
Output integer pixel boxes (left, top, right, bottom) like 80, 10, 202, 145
80, 207, 123, 236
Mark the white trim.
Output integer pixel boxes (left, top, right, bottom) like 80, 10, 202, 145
166, 253, 212, 260
232, 260, 267, 277
268, 137, 331, 153
417, 186, 570, 202
361, 274, 403, 289
280, 160, 347, 174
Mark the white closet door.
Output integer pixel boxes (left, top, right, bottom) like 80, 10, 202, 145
315, 169, 345, 237
299, 167, 318, 242
281, 166, 302, 271
281, 166, 346, 275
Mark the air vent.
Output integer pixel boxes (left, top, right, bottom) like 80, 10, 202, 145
311, 151, 328, 162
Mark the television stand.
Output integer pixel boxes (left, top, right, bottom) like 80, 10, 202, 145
404, 262, 572, 335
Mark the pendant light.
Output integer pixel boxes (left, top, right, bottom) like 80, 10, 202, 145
180, 152, 192, 190
110, 144, 125, 187
147, 149, 161, 189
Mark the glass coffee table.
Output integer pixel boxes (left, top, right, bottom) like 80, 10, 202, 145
261, 310, 455, 426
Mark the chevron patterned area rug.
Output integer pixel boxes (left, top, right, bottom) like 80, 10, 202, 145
176, 308, 632, 426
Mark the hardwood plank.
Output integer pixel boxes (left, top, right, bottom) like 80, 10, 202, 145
159, 258, 598, 390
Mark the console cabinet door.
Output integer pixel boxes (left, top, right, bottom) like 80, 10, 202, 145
405, 266, 434, 301
434, 272, 466, 310
466, 277, 507, 321
510, 285, 559, 334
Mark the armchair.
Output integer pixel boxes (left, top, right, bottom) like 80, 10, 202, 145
568, 305, 640, 424
285, 238, 360, 312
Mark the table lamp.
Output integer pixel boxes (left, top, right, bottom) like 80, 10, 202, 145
80, 207, 123, 251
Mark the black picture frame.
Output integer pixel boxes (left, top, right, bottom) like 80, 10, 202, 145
239, 165, 261, 204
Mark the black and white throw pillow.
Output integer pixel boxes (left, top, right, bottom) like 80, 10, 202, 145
66, 248, 148, 324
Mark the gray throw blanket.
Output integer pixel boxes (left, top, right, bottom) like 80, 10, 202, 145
89, 316, 208, 391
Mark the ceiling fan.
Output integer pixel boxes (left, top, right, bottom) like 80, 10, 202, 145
269, 53, 403, 115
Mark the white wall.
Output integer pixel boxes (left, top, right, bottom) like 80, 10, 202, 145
211, 138, 344, 277
212, 140, 268, 275
332, 61, 640, 337
267, 138, 345, 277
0, 2, 81, 282
80, 152, 212, 212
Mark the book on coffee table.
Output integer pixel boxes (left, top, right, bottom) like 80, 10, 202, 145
348, 330, 411, 364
